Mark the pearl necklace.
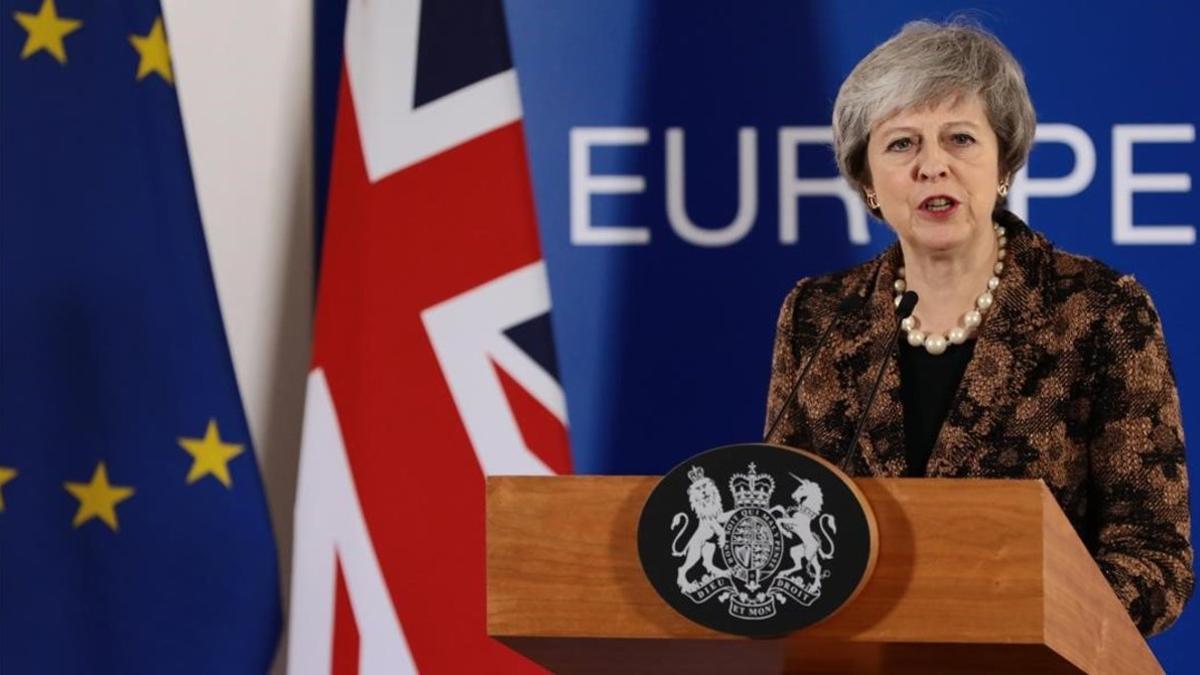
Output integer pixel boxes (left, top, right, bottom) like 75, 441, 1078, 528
893, 223, 1007, 356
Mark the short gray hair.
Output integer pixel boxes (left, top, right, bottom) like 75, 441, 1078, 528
832, 19, 1036, 198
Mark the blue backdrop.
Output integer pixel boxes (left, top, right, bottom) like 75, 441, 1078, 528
500, 0, 1199, 667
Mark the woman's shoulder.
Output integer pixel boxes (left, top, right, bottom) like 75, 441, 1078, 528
1030, 231, 1156, 313
1001, 209, 1155, 315
1003, 207, 1142, 296
781, 256, 882, 313
773, 254, 887, 346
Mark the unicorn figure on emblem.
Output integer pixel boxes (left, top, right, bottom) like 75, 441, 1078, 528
770, 475, 837, 592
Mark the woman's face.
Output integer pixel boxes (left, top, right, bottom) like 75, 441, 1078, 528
865, 94, 1001, 255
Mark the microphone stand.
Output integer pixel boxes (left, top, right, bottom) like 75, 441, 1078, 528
763, 294, 864, 445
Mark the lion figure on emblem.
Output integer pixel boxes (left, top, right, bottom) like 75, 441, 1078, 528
670, 466, 733, 591
771, 475, 837, 590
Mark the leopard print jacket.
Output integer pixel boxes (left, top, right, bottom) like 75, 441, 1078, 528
764, 210, 1193, 635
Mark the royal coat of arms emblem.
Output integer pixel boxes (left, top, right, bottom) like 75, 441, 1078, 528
670, 463, 836, 619
638, 444, 875, 637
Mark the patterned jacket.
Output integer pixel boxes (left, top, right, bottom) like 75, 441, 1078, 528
764, 210, 1193, 635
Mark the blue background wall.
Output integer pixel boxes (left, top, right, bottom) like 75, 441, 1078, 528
501, 0, 1199, 666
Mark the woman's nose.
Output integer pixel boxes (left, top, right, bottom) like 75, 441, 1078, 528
915, 144, 949, 181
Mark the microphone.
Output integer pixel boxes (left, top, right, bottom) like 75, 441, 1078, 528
763, 292, 867, 445
838, 290, 918, 474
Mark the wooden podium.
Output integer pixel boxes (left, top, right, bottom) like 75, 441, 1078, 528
487, 476, 1161, 674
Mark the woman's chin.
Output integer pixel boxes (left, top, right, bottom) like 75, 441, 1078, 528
900, 219, 974, 255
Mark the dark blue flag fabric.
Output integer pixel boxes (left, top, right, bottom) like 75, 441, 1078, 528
1, 1, 281, 672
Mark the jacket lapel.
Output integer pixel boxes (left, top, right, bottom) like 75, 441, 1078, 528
826, 245, 910, 477
859, 248, 910, 477
926, 216, 1054, 477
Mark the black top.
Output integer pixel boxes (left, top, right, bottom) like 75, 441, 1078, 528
897, 337, 976, 476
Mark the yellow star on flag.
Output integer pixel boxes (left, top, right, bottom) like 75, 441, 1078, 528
0, 466, 17, 512
13, 0, 83, 65
129, 17, 173, 84
64, 462, 135, 531
179, 419, 244, 489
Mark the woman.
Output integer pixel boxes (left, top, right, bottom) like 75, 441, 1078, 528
764, 20, 1193, 635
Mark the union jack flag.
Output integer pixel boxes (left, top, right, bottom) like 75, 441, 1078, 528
288, 1, 571, 672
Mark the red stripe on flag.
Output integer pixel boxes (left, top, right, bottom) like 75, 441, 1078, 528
493, 360, 572, 475
331, 556, 360, 675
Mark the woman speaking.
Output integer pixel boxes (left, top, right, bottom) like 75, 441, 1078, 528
764, 20, 1192, 635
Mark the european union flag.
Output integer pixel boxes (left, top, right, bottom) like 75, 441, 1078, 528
1, 2, 281, 672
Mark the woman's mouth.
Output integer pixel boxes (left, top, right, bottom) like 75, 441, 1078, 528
919, 195, 959, 217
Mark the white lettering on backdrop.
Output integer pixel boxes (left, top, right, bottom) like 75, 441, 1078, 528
568, 124, 1195, 247
1008, 124, 1096, 222
778, 127, 870, 245
1113, 125, 1196, 245
666, 127, 759, 246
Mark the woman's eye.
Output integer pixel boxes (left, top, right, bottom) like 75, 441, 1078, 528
886, 138, 913, 151
951, 133, 976, 145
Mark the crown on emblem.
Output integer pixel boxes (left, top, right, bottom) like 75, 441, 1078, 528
729, 462, 775, 508
687, 465, 706, 483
